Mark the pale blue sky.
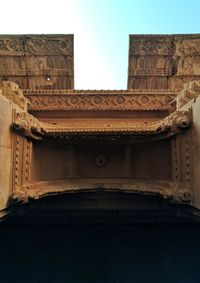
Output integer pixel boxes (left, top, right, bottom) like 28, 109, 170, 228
0, 0, 200, 89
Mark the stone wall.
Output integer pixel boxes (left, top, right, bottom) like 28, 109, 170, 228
0, 35, 74, 89
128, 34, 200, 90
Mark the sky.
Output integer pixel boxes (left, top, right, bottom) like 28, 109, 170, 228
0, 0, 200, 89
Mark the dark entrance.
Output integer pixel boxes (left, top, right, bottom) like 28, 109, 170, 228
0, 193, 200, 283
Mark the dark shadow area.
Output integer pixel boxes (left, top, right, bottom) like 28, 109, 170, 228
0, 222, 200, 283
1, 192, 200, 283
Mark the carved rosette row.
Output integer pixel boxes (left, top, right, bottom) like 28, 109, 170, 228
26, 94, 175, 111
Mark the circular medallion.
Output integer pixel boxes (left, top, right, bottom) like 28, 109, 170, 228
140, 95, 149, 104
32, 40, 43, 51
70, 97, 79, 104
95, 155, 108, 168
7, 40, 19, 51
94, 96, 102, 104
116, 95, 125, 104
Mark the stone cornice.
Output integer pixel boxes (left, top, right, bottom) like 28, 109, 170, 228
13, 109, 191, 140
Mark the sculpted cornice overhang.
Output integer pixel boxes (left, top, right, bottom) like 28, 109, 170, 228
177, 80, 200, 109
12, 109, 192, 141
13, 111, 43, 140
24, 89, 177, 112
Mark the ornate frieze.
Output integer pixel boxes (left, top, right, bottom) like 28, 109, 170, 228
129, 35, 174, 56
24, 89, 176, 112
0, 38, 24, 55
0, 35, 73, 56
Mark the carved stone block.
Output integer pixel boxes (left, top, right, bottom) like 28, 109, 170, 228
0, 35, 74, 89
128, 34, 200, 91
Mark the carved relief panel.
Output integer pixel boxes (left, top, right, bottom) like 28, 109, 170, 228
128, 34, 200, 91
0, 35, 74, 89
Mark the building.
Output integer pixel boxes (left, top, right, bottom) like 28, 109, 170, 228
0, 34, 200, 282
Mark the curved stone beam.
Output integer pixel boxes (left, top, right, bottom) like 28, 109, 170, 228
12, 109, 192, 141
10, 179, 191, 205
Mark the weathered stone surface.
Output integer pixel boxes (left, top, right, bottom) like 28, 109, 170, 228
128, 34, 200, 91
0, 35, 74, 89
0, 80, 193, 210
1, 34, 200, 219
176, 83, 200, 209
0, 95, 13, 211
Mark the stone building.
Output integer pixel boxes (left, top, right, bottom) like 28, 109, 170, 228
0, 34, 200, 282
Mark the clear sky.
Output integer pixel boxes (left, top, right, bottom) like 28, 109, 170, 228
0, 0, 200, 89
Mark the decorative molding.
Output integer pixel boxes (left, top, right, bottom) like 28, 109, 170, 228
10, 179, 191, 204
129, 37, 174, 56
12, 185, 37, 203
177, 80, 200, 108
11, 134, 32, 201
0, 35, 73, 56
13, 111, 43, 140
12, 109, 191, 141
180, 131, 193, 185
26, 37, 73, 56
129, 69, 169, 76
0, 38, 24, 55
171, 138, 181, 183
24, 88, 177, 94
42, 110, 192, 137
22, 139, 32, 184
